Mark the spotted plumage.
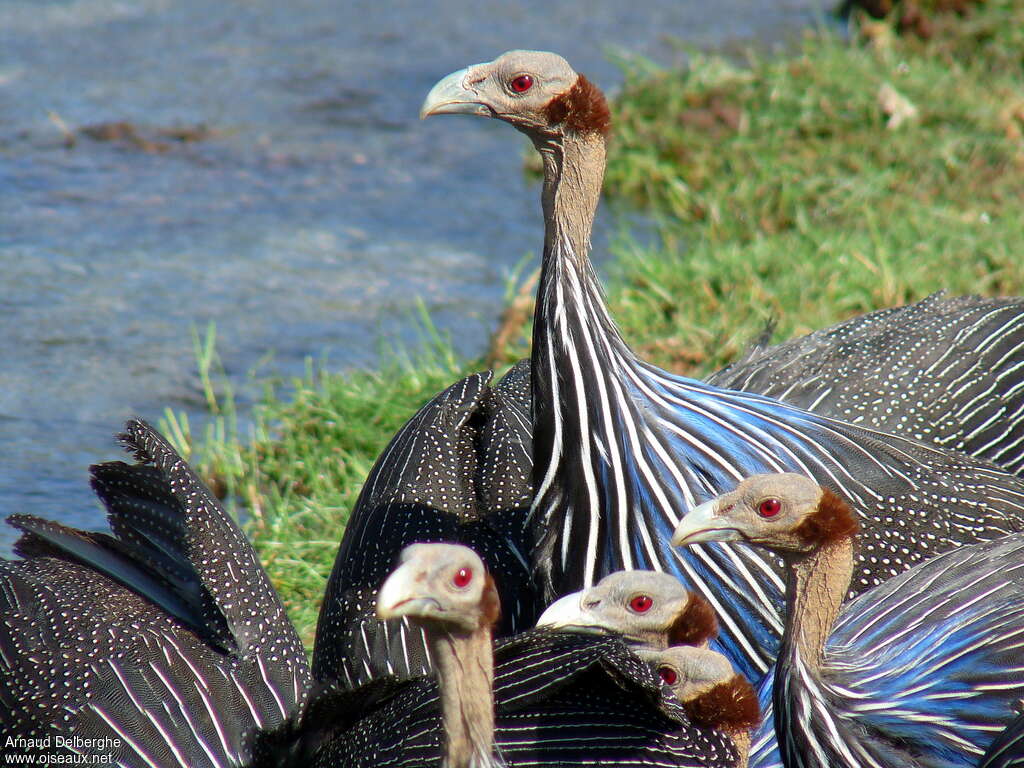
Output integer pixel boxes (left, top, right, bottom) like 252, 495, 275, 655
708, 292, 1024, 475
312, 363, 537, 688
421, 51, 1024, 682
0, 419, 310, 765
289, 631, 744, 767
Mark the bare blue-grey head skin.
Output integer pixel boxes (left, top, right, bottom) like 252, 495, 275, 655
672, 472, 825, 554
421, 50, 578, 134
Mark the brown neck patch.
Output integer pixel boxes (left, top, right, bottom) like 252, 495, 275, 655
685, 676, 761, 733
668, 592, 719, 646
479, 572, 501, 629
793, 486, 859, 548
543, 75, 611, 137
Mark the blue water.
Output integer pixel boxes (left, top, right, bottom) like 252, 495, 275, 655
0, 0, 828, 551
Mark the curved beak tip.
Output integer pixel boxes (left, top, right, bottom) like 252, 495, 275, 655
536, 590, 586, 629
376, 563, 417, 619
672, 499, 730, 547
420, 65, 491, 121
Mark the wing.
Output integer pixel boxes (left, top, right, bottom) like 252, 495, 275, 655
707, 293, 1024, 474
749, 532, 1024, 768
307, 630, 740, 767
312, 366, 537, 688
0, 420, 309, 762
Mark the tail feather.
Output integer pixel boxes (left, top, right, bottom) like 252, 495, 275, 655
9, 515, 222, 648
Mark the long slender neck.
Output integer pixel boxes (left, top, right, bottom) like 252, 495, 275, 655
773, 536, 864, 767
536, 131, 605, 272
780, 537, 854, 666
530, 128, 621, 369
427, 627, 496, 768
529, 126, 636, 596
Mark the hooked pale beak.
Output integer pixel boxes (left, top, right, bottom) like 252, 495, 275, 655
671, 499, 740, 547
376, 561, 440, 620
420, 65, 492, 119
536, 589, 608, 633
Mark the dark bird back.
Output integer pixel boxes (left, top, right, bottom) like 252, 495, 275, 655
313, 362, 537, 687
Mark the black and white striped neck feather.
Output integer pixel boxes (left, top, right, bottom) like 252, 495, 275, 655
526, 111, 1024, 683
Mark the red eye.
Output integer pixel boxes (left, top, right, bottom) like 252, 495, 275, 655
758, 498, 782, 518
658, 666, 678, 686
453, 567, 472, 588
629, 594, 653, 613
510, 74, 533, 93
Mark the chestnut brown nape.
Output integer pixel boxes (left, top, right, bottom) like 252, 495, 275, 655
792, 486, 860, 547
480, 572, 501, 629
668, 592, 719, 646
684, 676, 762, 733
543, 75, 611, 137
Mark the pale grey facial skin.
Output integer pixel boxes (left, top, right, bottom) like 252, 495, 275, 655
635, 645, 736, 702
420, 50, 578, 135
536, 569, 693, 642
672, 472, 822, 553
376, 542, 488, 633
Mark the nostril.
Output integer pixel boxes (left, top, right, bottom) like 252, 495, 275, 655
583, 598, 601, 610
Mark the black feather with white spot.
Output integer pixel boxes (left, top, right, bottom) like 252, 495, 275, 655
313, 362, 536, 687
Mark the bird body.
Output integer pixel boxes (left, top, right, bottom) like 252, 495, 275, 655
707, 291, 1024, 475
0, 420, 311, 766
534, 570, 760, 767
299, 629, 744, 767
2, 418, 747, 767
420, 51, 1024, 683
313, 363, 535, 688
369, 542, 745, 768
674, 473, 1024, 768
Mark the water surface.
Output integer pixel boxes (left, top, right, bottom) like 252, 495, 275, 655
0, 0, 828, 550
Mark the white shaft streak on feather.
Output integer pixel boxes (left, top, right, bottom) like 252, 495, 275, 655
106, 660, 193, 768
186, 673, 235, 760
146, 660, 227, 767
257, 652, 288, 720
230, 670, 266, 729
555, 238, 606, 579
86, 702, 164, 768
565, 257, 636, 570
666, 545, 771, 675
166, 633, 213, 695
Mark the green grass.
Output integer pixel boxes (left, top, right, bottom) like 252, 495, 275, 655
602, 1, 1024, 375
163, 319, 474, 641
173, 0, 1024, 649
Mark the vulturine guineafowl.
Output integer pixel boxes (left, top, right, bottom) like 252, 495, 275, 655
421, 50, 1024, 681
536, 568, 719, 648
707, 291, 1024, 474
313, 363, 536, 688
674, 473, 1024, 767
